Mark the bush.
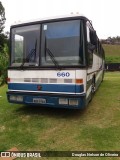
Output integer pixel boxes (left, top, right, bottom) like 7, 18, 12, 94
0, 44, 9, 85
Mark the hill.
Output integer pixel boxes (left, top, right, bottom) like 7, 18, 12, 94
102, 44, 120, 63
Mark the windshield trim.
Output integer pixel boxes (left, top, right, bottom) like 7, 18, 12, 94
8, 65, 86, 70
10, 19, 86, 68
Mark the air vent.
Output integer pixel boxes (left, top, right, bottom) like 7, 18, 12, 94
24, 78, 31, 82
41, 78, 48, 83
64, 79, 72, 83
32, 78, 39, 83
49, 78, 57, 83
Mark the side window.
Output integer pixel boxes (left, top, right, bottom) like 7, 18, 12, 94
86, 23, 93, 66
98, 40, 101, 55
87, 25, 90, 43
14, 35, 24, 63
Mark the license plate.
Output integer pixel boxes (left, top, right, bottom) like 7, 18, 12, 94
33, 98, 46, 104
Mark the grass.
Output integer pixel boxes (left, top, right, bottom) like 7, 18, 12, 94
102, 44, 120, 63
103, 44, 120, 56
0, 72, 120, 160
105, 56, 120, 63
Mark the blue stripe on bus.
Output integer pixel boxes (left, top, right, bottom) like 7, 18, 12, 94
8, 83, 84, 93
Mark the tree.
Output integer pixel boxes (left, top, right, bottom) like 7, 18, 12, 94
0, 43, 9, 85
0, 1, 6, 32
0, 1, 6, 52
0, 1, 8, 85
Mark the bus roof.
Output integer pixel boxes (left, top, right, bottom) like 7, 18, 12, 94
11, 14, 89, 27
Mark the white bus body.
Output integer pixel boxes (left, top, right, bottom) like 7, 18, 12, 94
7, 15, 105, 109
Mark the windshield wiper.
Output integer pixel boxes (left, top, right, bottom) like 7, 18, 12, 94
20, 40, 37, 68
46, 47, 61, 69
45, 37, 61, 69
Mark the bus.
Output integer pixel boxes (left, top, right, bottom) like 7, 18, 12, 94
7, 14, 105, 109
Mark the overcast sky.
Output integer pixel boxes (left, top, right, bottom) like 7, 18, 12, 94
1, 0, 120, 39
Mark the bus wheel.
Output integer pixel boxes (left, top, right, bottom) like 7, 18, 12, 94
90, 78, 96, 102
91, 78, 96, 94
101, 70, 104, 82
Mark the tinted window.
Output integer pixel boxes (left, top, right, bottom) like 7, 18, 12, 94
41, 20, 83, 66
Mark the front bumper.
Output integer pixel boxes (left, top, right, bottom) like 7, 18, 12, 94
7, 91, 86, 109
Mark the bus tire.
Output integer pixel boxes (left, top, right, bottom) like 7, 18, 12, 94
101, 70, 104, 82
90, 77, 96, 102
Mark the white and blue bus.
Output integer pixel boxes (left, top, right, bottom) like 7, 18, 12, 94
7, 14, 105, 109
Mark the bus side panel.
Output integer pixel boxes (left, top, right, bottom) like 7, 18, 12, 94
86, 53, 104, 104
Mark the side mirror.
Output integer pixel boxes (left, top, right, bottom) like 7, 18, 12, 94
88, 43, 96, 53
90, 30, 97, 46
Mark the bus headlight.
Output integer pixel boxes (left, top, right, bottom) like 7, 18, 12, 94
69, 99, 78, 106
59, 98, 68, 105
16, 96, 23, 102
10, 95, 16, 101
9, 95, 23, 102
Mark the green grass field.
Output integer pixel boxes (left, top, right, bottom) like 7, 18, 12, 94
102, 44, 120, 63
0, 72, 120, 160
103, 44, 120, 56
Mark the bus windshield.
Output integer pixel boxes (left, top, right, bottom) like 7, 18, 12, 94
41, 20, 84, 66
11, 24, 40, 66
11, 20, 84, 67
